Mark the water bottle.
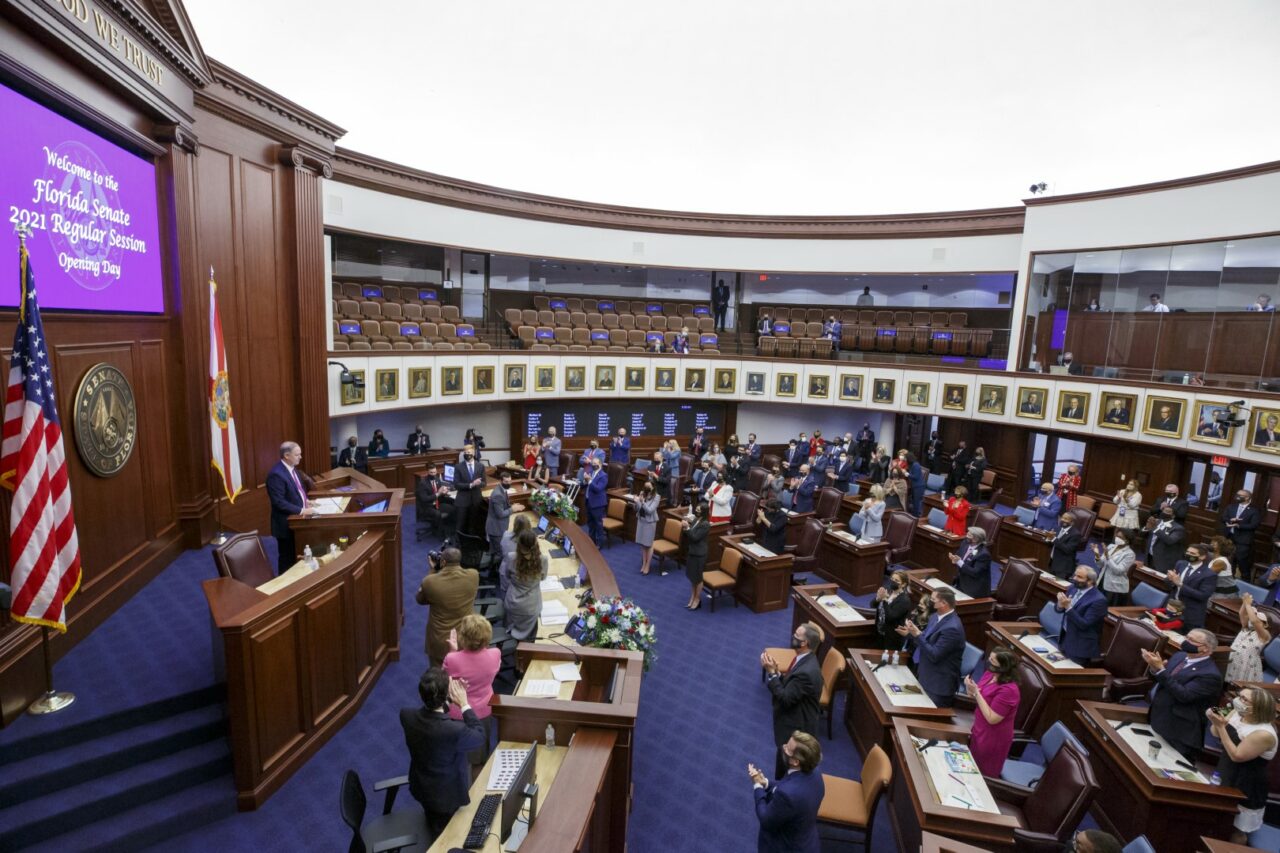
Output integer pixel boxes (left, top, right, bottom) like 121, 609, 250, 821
891, 650, 900, 667
303, 545, 317, 571
880, 650, 889, 667
1210, 771, 1222, 786
1182, 373, 1190, 385
545, 723, 556, 749
329, 543, 339, 558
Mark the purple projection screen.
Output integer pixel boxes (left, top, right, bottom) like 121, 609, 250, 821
1, 82, 164, 312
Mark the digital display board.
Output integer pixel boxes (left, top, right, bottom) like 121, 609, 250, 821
1, 82, 164, 312
525, 401, 724, 439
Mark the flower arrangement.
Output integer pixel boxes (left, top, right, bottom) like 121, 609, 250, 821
528, 487, 578, 522
577, 594, 657, 671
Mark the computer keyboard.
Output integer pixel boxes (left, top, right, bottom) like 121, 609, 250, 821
463, 793, 502, 849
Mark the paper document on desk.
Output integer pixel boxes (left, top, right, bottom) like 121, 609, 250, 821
1019, 633, 1082, 669
310, 497, 348, 515
539, 578, 565, 592
741, 542, 776, 559
550, 663, 582, 682
925, 578, 971, 601
521, 679, 562, 697
540, 600, 570, 626
920, 523, 942, 533
817, 594, 865, 623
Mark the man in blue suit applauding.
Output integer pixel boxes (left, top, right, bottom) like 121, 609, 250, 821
897, 589, 967, 707
1141, 628, 1223, 760
793, 464, 817, 513
1031, 482, 1062, 530
1167, 542, 1218, 630
1055, 565, 1107, 665
749, 732, 824, 853
584, 457, 608, 547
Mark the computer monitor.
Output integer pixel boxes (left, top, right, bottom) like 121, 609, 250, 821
360, 499, 388, 513
536, 515, 549, 533
564, 537, 574, 557
338, 321, 361, 335
501, 745, 537, 842
442, 466, 455, 484
597, 300, 614, 312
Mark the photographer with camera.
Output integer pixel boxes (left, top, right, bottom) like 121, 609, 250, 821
415, 547, 478, 667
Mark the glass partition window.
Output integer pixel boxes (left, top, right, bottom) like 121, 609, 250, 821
1052, 438, 1086, 482
1025, 233, 1280, 391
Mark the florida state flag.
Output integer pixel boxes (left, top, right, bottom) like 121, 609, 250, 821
208, 268, 243, 502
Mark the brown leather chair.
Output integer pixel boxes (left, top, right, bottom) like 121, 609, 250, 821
730, 491, 760, 535
816, 743, 892, 847
1091, 502, 1117, 539
955, 658, 1051, 744
987, 742, 1098, 852
1100, 615, 1165, 701
817, 646, 847, 738
1067, 507, 1097, 543
212, 532, 273, 587
747, 466, 769, 495
607, 461, 628, 491
651, 519, 685, 575
761, 453, 781, 472
602, 498, 626, 547
883, 511, 916, 565
814, 487, 844, 522
702, 548, 740, 612
992, 558, 1039, 620
1075, 495, 1096, 512
787, 518, 825, 575
973, 507, 1003, 552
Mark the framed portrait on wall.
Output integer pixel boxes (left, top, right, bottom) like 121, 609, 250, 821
625, 366, 646, 391
655, 367, 675, 392
906, 381, 929, 407
442, 366, 462, 396
1056, 390, 1090, 425
977, 384, 1006, 415
745, 372, 766, 395
776, 372, 797, 397
375, 368, 397, 402
941, 384, 966, 410
473, 365, 495, 394
714, 368, 736, 393
1096, 393, 1137, 431
341, 370, 366, 406
504, 364, 525, 393
807, 375, 829, 399
1247, 407, 1280, 454
534, 365, 555, 392
1142, 396, 1185, 438
872, 379, 895, 403
595, 365, 616, 391
684, 368, 705, 392
838, 373, 863, 401
1191, 400, 1237, 446
1016, 387, 1047, 420
565, 366, 586, 392
408, 367, 431, 399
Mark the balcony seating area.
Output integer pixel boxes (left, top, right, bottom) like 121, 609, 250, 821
503, 297, 721, 353
331, 282, 488, 351
755, 307, 993, 358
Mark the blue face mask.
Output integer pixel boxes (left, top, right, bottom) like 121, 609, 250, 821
1180, 640, 1202, 654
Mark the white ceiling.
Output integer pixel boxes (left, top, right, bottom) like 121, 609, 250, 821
184, 0, 1280, 215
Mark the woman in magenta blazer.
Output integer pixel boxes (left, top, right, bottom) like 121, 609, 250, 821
443, 614, 501, 729
966, 648, 1021, 777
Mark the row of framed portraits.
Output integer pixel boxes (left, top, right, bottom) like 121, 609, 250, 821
338, 361, 1280, 457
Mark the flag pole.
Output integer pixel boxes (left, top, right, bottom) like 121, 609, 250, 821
209, 264, 229, 546
27, 627, 75, 714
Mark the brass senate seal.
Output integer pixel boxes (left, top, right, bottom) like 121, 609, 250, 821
73, 363, 137, 477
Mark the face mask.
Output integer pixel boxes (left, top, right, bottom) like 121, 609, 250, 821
1166, 492, 1176, 499
1233, 696, 1249, 712
1184, 553, 1195, 561
348, 441, 356, 448
789, 637, 803, 650
464, 454, 473, 461
1180, 640, 1201, 654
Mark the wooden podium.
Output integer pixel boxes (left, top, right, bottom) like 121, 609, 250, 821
202, 529, 401, 808
845, 650, 953, 759
815, 527, 889, 594
489, 644, 643, 852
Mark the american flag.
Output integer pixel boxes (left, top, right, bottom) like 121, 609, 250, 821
0, 240, 81, 632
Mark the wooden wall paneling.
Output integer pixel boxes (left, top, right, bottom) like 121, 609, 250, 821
249, 613, 307, 773
1210, 314, 1275, 379
350, 560, 374, 682
138, 339, 178, 539
303, 585, 350, 725
1155, 313, 1212, 373
1106, 314, 1161, 373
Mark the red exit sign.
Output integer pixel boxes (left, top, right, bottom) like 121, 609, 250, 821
1212, 455, 1229, 466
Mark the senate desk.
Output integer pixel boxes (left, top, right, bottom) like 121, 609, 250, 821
908, 521, 965, 575
994, 517, 1053, 566
845, 650, 953, 759
788, 584, 877, 658
720, 534, 794, 612
814, 526, 890, 594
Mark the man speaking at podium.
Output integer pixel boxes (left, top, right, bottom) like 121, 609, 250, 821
267, 441, 317, 573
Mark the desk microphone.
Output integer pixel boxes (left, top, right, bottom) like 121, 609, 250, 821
545, 632, 583, 666
1016, 630, 1029, 641
1115, 721, 1132, 732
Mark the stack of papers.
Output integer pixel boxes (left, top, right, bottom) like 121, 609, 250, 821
521, 679, 561, 697
310, 497, 348, 515
540, 600, 569, 626
817, 594, 865, 623
550, 663, 582, 682
539, 578, 565, 592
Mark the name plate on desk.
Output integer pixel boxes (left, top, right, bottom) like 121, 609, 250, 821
816, 594, 866, 623
913, 739, 1000, 813
925, 577, 971, 601
1109, 719, 1209, 783
875, 665, 935, 707
1019, 633, 1082, 669
741, 542, 777, 559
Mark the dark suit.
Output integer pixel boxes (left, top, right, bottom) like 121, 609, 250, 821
755, 770, 824, 853
1173, 560, 1218, 629
831, 461, 854, 492
1219, 502, 1260, 569
908, 461, 925, 516
965, 457, 986, 500
1149, 653, 1224, 760
399, 705, 487, 836
1104, 406, 1130, 425
954, 544, 992, 599
909, 612, 966, 706
767, 652, 822, 775
762, 510, 788, 553
1148, 521, 1187, 573
1055, 585, 1107, 663
266, 461, 305, 573
585, 468, 608, 545
746, 443, 763, 464
486, 483, 513, 562
947, 448, 972, 492
1049, 524, 1082, 579
452, 458, 484, 536
1255, 427, 1280, 448
1151, 416, 1179, 432
712, 282, 730, 331
794, 475, 817, 513
784, 447, 804, 478
406, 431, 431, 454
415, 475, 456, 540
1152, 495, 1189, 522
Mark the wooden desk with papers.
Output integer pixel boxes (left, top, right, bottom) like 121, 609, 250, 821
994, 518, 1053, 566
815, 527, 889, 594
986, 622, 1107, 739
909, 523, 965, 576
789, 584, 876, 657
845, 651, 953, 759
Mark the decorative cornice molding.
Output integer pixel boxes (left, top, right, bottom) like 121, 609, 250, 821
207, 59, 346, 144
330, 148, 1027, 240
1024, 159, 1280, 207
154, 122, 198, 154
280, 143, 333, 179
101, 0, 212, 87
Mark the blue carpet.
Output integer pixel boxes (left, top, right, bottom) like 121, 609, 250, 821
0, 509, 887, 852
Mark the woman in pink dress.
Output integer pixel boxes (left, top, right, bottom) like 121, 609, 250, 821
443, 614, 502, 763
966, 647, 1021, 777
